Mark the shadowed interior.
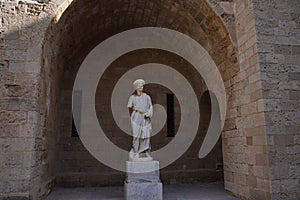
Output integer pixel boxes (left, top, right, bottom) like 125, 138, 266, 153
42, 0, 238, 187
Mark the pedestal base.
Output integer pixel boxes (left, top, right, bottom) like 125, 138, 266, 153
125, 182, 163, 200
124, 161, 163, 200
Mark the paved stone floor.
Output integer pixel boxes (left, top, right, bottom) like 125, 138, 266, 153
46, 182, 240, 200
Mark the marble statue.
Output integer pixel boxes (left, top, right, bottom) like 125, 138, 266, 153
127, 79, 153, 161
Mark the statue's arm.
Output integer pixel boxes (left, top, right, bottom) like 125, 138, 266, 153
128, 107, 133, 116
145, 95, 153, 118
127, 95, 133, 116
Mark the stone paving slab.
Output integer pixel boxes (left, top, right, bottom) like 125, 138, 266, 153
46, 182, 240, 200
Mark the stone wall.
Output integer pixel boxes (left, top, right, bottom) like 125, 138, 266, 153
221, 0, 272, 199
55, 47, 224, 187
0, 0, 58, 199
252, 0, 300, 199
44, 0, 236, 189
1, 0, 299, 199
207, 0, 237, 47
1, 0, 239, 199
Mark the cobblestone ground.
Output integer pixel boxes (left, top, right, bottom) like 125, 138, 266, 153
46, 182, 240, 200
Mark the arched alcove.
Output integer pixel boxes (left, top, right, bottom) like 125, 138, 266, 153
41, 0, 239, 192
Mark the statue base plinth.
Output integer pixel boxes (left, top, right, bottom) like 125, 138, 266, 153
124, 161, 163, 200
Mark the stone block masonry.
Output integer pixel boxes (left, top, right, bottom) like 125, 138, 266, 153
0, 0, 58, 199
253, 0, 300, 199
0, 0, 299, 200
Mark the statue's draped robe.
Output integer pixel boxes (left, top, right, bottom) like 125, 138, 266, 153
127, 93, 153, 153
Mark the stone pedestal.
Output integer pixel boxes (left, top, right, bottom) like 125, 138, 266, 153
124, 161, 163, 200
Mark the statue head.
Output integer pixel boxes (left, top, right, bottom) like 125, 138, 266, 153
133, 79, 145, 94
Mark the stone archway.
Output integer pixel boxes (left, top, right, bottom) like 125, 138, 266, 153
41, 0, 240, 197
4, 0, 296, 199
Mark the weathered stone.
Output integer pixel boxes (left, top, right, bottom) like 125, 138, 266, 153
0, 0, 299, 199
0, 72, 15, 85
0, 138, 35, 152
125, 182, 163, 200
274, 135, 295, 146
8, 60, 26, 72
0, 110, 27, 123
0, 59, 9, 71
289, 90, 300, 100
125, 161, 163, 200
0, 180, 30, 194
